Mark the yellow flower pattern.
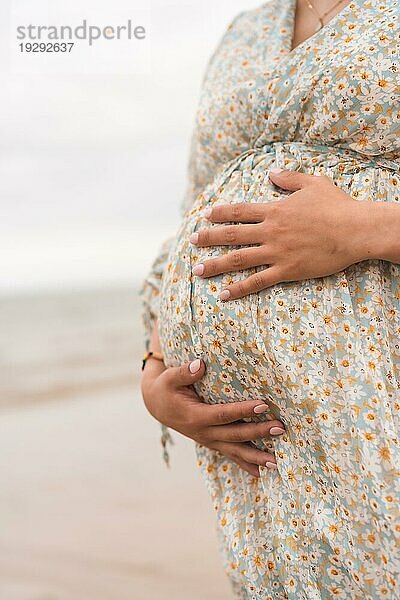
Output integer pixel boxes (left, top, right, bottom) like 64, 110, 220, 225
144, 0, 400, 597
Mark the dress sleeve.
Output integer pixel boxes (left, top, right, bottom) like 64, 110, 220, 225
180, 11, 249, 216
140, 236, 174, 352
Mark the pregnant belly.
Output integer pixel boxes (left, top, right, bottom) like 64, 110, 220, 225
159, 143, 400, 455
159, 142, 400, 588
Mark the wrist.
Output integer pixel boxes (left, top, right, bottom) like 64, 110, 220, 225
142, 351, 164, 371
364, 202, 400, 263
141, 353, 166, 420
347, 201, 399, 264
343, 201, 375, 264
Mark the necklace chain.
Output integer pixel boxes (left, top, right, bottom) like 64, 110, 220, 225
304, 0, 348, 30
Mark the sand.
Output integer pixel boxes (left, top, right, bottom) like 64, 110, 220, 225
0, 288, 231, 600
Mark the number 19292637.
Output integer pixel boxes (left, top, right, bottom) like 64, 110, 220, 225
19, 42, 74, 52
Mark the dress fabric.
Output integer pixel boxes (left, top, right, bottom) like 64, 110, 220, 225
142, 0, 400, 598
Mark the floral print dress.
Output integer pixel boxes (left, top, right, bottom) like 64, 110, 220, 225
141, 0, 400, 598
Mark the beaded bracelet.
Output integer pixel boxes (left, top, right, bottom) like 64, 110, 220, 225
142, 351, 164, 371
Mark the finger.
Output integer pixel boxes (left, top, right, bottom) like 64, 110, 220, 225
193, 247, 269, 279
234, 459, 261, 478
219, 266, 282, 301
230, 443, 277, 469
204, 400, 275, 426
268, 168, 316, 192
164, 359, 206, 389
212, 442, 278, 476
206, 203, 266, 224
207, 419, 285, 443
190, 224, 264, 248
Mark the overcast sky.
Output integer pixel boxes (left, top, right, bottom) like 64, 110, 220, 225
0, 0, 266, 293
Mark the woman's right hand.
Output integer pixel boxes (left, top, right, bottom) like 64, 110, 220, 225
141, 357, 285, 478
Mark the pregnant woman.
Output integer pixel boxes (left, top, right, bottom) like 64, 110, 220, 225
141, 0, 400, 597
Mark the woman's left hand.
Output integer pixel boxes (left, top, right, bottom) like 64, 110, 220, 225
190, 169, 377, 301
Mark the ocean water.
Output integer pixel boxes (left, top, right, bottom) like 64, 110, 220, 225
0, 287, 143, 406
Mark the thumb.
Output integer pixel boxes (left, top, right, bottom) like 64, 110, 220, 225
166, 358, 206, 388
268, 167, 313, 192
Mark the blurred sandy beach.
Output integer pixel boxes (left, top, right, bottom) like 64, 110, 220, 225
0, 287, 231, 600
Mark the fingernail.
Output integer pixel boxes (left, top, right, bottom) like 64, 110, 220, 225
204, 208, 212, 219
189, 359, 201, 374
219, 290, 231, 301
189, 233, 199, 244
192, 263, 205, 277
269, 167, 285, 176
254, 404, 269, 414
265, 461, 278, 469
270, 427, 285, 436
